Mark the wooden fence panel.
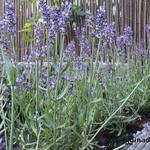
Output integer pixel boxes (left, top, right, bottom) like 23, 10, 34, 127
0, 0, 150, 60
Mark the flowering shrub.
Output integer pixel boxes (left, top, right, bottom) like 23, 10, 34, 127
0, 0, 150, 150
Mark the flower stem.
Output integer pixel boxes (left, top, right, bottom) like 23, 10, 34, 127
53, 35, 64, 150
9, 86, 14, 150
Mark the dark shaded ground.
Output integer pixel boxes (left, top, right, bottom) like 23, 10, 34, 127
94, 109, 150, 150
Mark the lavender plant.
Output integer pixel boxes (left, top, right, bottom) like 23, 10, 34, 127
0, 1, 150, 150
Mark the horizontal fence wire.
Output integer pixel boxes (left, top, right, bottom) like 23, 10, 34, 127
0, 0, 150, 60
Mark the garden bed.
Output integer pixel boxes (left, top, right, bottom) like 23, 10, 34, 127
0, 0, 150, 149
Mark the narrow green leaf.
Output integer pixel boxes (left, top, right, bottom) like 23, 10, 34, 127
57, 86, 68, 100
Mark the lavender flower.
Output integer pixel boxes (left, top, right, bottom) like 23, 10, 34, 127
34, 23, 42, 49
86, 8, 107, 38
64, 40, 77, 60
73, 25, 91, 56
39, 46, 47, 59
138, 41, 148, 58
5, 0, 16, 34
0, 19, 9, 50
27, 50, 39, 62
50, 76, 56, 89
73, 58, 86, 71
0, 18, 7, 29
38, 1, 50, 26
59, 1, 72, 35
117, 35, 129, 48
102, 22, 116, 43
39, 1, 58, 44
117, 26, 133, 48
123, 26, 133, 37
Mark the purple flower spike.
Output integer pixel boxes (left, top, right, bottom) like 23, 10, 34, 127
0, 19, 8, 29
123, 26, 133, 37
34, 23, 42, 49
59, 1, 72, 35
89, 8, 107, 38
138, 41, 148, 58
117, 26, 133, 48
39, 46, 47, 59
5, 0, 16, 35
50, 76, 56, 89
64, 40, 77, 60
39, 1, 59, 44
0, 19, 10, 50
73, 25, 91, 56
117, 35, 129, 48
103, 22, 116, 43
27, 50, 39, 62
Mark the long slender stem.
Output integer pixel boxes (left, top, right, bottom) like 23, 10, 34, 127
0, 66, 5, 92
9, 86, 14, 150
1, 104, 8, 150
35, 56, 39, 124
11, 36, 16, 62
46, 28, 51, 103
88, 38, 95, 98
47, 45, 51, 87
92, 39, 101, 80
35, 125, 41, 150
54, 33, 58, 64
53, 35, 64, 150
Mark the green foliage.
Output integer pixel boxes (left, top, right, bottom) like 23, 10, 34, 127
72, 5, 86, 17
71, 5, 86, 22
22, 0, 37, 3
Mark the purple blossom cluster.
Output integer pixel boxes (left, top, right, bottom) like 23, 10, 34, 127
34, 23, 43, 49
123, 26, 133, 37
0, 19, 8, 29
0, 0, 16, 51
5, 0, 16, 34
26, 51, 39, 62
73, 25, 91, 56
117, 26, 133, 48
64, 40, 77, 60
102, 22, 116, 44
138, 41, 148, 58
38, 0, 72, 43
86, 8, 107, 38
0, 19, 10, 50
24, 46, 47, 63
59, 1, 72, 35
38, 0, 58, 44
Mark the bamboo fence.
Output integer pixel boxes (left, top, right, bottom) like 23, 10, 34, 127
0, 0, 150, 60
